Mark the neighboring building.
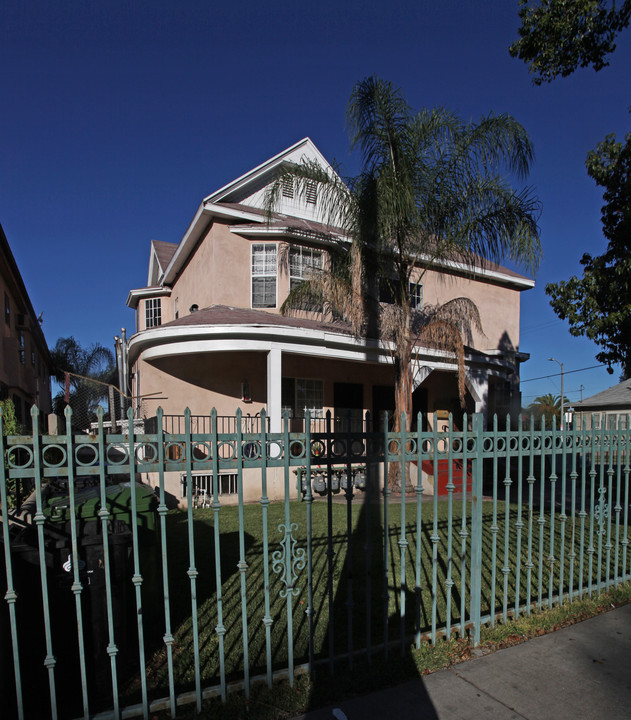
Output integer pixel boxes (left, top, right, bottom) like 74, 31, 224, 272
572, 378, 631, 430
0, 223, 52, 424
126, 139, 534, 502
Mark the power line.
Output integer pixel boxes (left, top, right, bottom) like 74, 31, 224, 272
520, 319, 560, 334
521, 364, 605, 384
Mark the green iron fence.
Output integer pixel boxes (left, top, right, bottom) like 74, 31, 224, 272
1, 405, 630, 719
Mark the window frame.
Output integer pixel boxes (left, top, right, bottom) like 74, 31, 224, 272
409, 281, 424, 309
289, 246, 323, 292
282, 376, 324, 419
145, 298, 162, 328
251, 243, 278, 309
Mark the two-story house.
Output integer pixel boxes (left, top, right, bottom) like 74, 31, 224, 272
0, 224, 52, 425
126, 139, 534, 502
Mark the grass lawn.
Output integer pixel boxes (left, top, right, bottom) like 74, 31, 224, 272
121, 495, 627, 707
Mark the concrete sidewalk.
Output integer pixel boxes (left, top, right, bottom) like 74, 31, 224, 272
291, 604, 631, 720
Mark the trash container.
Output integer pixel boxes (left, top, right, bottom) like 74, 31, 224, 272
44, 481, 160, 678
2, 481, 158, 714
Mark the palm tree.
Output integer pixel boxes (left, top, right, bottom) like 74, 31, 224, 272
50, 336, 117, 430
267, 77, 541, 474
525, 393, 569, 426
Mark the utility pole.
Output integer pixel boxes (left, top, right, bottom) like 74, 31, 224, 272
548, 357, 564, 429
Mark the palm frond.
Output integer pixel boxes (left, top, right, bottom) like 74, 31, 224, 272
266, 76, 541, 421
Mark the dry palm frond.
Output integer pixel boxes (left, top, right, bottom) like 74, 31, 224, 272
416, 297, 484, 344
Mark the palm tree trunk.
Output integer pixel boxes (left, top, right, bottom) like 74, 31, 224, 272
389, 336, 414, 492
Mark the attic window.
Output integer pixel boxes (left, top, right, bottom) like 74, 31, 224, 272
282, 177, 294, 199
305, 181, 317, 205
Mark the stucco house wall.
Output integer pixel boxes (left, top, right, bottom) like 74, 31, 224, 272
126, 138, 534, 506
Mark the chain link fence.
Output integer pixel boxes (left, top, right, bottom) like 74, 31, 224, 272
54, 371, 133, 433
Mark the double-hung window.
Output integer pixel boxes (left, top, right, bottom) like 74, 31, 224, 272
252, 244, 277, 308
409, 281, 423, 309
289, 246, 323, 291
145, 298, 162, 328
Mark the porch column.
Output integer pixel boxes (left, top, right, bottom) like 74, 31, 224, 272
412, 364, 434, 391
465, 369, 488, 424
267, 347, 282, 433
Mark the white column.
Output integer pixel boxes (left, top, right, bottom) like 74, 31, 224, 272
412, 365, 434, 391
465, 369, 488, 423
267, 347, 282, 433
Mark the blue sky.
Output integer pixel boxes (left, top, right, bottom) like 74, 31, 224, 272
1, 1, 629, 407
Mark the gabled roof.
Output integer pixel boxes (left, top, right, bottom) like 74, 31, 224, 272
158, 139, 335, 287
572, 378, 631, 411
148, 239, 178, 285
145, 137, 534, 291
203, 138, 334, 205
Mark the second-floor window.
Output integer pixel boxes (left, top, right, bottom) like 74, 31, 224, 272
252, 244, 277, 308
4, 293, 9, 326
409, 281, 423, 309
289, 246, 323, 291
145, 298, 162, 328
379, 279, 424, 309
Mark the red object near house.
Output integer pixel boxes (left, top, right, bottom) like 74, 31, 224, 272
421, 459, 472, 495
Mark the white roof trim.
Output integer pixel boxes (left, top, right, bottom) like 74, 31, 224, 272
148, 244, 163, 286
127, 286, 172, 309
160, 204, 272, 287
128, 322, 516, 374
203, 203, 264, 222
416, 254, 534, 289
203, 138, 333, 204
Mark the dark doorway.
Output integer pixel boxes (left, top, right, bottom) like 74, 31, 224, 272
372, 384, 395, 430
412, 387, 428, 430
334, 382, 363, 431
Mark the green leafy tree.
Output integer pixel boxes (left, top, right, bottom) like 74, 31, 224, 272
267, 77, 541, 443
525, 392, 570, 424
1, 398, 23, 509
546, 128, 631, 377
509, 0, 631, 84
50, 336, 117, 429
510, 2, 631, 379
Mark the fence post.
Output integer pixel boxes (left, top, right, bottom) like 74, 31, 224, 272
470, 413, 484, 646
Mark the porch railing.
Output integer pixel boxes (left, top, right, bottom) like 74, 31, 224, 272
147, 413, 374, 435
1, 406, 630, 720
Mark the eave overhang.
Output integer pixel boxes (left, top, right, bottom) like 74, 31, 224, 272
128, 322, 518, 378
127, 286, 172, 309
160, 202, 265, 286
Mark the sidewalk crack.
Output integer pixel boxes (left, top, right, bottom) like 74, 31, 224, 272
448, 668, 531, 719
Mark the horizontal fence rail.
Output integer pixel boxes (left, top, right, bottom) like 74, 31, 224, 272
1, 406, 630, 720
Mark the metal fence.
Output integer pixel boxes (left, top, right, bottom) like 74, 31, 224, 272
1, 405, 630, 720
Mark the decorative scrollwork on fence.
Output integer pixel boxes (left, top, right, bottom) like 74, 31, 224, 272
272, 522, 306, 599
595, 486, 609, 537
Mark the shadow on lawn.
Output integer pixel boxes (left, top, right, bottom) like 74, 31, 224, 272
300, 467, 439, 718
